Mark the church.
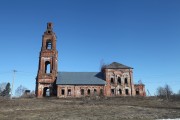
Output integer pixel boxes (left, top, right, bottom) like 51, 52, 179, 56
36, 23, 146, 98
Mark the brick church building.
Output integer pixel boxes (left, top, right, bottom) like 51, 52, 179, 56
36, 23, 146, 98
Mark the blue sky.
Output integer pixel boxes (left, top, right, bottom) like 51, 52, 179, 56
0, 0, 180, 96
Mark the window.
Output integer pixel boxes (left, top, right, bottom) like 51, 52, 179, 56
68, 89, 71, 96
118, 77, 121, 84
48, 23, 52, 29
119, 89, 122, 95
61, 89, 65, 95
94, 89, 97, 95
125, 78, 128, 84
100, 89, 103, 95
87, 89, 91, 95
111, 78, 114, 84
47, 30, 51, 34
136, 89, 140, 95
125, 89, 129, 95
45, 61, 51, 74
111, 89, 115, 95
81, 89, 84, 95
46, 40, 52, 50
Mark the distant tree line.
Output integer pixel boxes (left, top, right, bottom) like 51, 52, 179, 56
156, 84, 180, 100
15, 85, 35, 98
0, 82, 35, 99
15, 85, 28, 97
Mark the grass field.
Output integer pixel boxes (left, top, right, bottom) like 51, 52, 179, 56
0, 97, 180, 120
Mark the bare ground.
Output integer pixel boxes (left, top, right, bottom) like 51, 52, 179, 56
0, 97, 180, 120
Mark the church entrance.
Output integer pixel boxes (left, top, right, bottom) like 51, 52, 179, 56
43, 87, 50, 97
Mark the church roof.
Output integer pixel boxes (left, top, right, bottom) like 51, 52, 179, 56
56, 72, 105, 85
105, 62, 133, 69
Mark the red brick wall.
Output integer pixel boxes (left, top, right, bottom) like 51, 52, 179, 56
134, 84, 146, 96
57, 85, 104, 98
104, 68, 135, 97
36, 23, 58, 98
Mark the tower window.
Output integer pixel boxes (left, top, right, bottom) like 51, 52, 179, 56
45, 61, 51, 74
46, 40, 52, 50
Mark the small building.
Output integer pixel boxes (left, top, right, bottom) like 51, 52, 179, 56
36, 23, 146, 98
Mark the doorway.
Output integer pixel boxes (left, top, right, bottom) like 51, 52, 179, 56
43, 87, 50, 97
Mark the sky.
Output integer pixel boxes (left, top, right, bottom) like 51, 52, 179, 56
0, 0, 180, 96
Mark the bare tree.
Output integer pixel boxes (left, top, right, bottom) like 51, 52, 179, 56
15, 85, 27, 97
0, 82, 7, 93
100, 59, 107, 72
156, 84, 173, 100
156, 86, 165, 98
164, 84, 173, 100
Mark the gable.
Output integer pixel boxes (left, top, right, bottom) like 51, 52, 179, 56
105, 62, 133, 69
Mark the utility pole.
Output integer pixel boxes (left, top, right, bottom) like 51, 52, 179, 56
11, 70, 17, 99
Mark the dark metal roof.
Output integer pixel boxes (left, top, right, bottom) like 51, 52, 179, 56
56, 72, 105, 85
134, 84, 145, 86
105, 62, 133, 69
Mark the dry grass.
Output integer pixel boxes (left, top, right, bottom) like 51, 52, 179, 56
0, 97, 180, 120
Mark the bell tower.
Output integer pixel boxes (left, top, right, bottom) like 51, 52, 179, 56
36, 22, 58, 98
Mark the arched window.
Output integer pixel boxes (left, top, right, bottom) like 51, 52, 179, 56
136, 89, 140, 95
81, 89, 84, 95
119, 89, 122, 95
111, 78, 114, 84
45, 61, 51, 74
94, 89, 97, 94
125, 78, 128, 84
61, 89, 65, 95
100, 89, 103, 95
111, 89, 115, 95
46, 40, 52, 50
87, 89, 91, 95
118, 77, 121, 84
68, 89, 71, 96
125, 89, 129, 95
